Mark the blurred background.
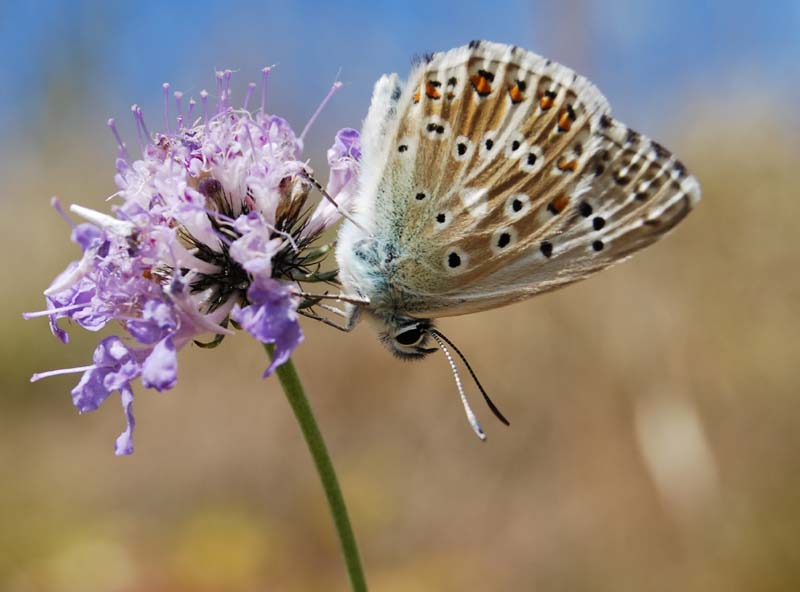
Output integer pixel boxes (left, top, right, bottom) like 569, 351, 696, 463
2, 1, 799, 590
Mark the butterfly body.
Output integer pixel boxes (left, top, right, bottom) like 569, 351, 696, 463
336, 41, 700, 359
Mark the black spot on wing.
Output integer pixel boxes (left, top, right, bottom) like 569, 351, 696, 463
411, 51, 435, 66
497, 233, 511, 248
477, 69, 495, 82
651, 141, 671, 159
626, 128, 641, 144
447, 252, 462, 268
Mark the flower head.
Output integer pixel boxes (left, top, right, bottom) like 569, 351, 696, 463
26, 70, 361, 454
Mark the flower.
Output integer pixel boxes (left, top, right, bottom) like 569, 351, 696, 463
25, 70, 361, 455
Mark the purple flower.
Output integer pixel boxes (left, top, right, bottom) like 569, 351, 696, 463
230, 212, 283, 279
70, 337, 142, 456
71, 337, 141, 413
26, 71, 359, 454
127, 300, 177, 345
303, 128, 362, 239
231, 277, 304, 377
141, 336, 177, 392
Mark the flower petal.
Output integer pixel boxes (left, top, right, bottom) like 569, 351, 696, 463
127, 300, 177, 345
114, 385, 136, 456
230, 278, 303, 376
302, 128, 361, 238
230, 212, 282, 279
71, 366, 111, 413
141, 336, 177, 392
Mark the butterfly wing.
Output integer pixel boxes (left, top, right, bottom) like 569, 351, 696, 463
340, 41, 700, 318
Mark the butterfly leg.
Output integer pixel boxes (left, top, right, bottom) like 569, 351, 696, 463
297, 308, 352, 332
318, 302, 348, 317
343, 302, 361, 331
292, 290, 370, 306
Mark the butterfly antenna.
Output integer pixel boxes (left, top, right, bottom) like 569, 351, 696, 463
430, 329, 510, 427
428, 331, 486, 441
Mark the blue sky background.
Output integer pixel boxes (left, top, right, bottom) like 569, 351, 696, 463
1, 0, 798, 168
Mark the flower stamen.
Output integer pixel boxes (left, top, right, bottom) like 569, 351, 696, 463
200, 90, 209, 130
187, 97, 196, 124
107, 118, 128, 159
50, 196, 75, 228
174, 91, 184, 128
31, 365, 96, 383
300, 80, 344, 141
162, 82, 171, 133
243, 82, 256, 111
260, 66, 273, 114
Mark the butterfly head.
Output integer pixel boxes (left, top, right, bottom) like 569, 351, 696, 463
342, 305, 511, 438
377, 313, 512, 438
377, 315, 438, 360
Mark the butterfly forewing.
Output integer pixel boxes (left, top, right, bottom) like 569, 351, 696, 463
350, 41, 700, 318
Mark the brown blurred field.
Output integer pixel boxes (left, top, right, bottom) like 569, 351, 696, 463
2, 45, 800, 592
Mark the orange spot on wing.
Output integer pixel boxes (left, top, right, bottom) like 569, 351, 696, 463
558, 105, 576, 132
425, 81, 441, 100
413, 90, 421, 104
547, 194, 569, 214
508, 84, 525, 103
539, 94, 555, 110
470, 74, 492, 96
557, 158, 578, 172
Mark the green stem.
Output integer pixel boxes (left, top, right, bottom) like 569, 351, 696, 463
264, 344, 367, 592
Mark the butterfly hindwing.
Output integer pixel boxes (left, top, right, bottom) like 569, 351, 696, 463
347, 41, 700, 318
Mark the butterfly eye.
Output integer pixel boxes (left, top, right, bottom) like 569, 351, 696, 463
395, 326, 424, 346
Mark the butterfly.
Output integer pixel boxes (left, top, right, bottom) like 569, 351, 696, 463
328, 41, 700, 438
